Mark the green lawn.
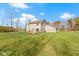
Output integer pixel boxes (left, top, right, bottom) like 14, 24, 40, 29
0, 32, 79, 56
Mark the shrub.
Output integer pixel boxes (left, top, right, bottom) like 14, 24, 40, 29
0, 26, 17, 32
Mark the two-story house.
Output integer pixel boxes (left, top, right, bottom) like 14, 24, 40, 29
26, 20, 56, 33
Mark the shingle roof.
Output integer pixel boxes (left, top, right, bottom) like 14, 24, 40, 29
29, 20, 42, 24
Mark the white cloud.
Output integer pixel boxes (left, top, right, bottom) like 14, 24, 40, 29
60, 13, 75, 20
21, 13, 36, 21
13, 18, 18, 21
15, 9, 19, 12
40, 12, 45, 16
32, 19, 39, 21
21, 13, 36, 19
8, 3, 30, 9
14, 13, 38, 23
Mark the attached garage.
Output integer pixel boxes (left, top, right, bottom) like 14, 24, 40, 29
45, 25, 56, 32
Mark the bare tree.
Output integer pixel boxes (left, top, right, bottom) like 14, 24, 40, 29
67, 19, 75, 31
16, 18, 19, 31
1, 19, 4, 26
53, 21, 61, 30
25, 17, 30, 32
7, 12, 15, 31
21, 16, 30, 32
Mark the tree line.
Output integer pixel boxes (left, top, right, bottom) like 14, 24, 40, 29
0, 12, 79, 32
53, 17, 79, 31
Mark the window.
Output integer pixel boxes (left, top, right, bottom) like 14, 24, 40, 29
32, 28, 34, 31
36, 28, 39, 31
36, 23, 39, 26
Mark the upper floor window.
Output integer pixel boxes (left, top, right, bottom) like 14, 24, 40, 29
36, 23, 39, 26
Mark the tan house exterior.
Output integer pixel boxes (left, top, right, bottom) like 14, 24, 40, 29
45, 25, 56, 32
26, 20, 56, 33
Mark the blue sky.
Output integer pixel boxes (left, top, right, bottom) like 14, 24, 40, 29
0, 3, 79, 27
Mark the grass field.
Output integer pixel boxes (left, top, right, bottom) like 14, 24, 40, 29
0, 32, 79, 56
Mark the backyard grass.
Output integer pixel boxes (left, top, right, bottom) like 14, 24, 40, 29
0, 32, 79, 56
